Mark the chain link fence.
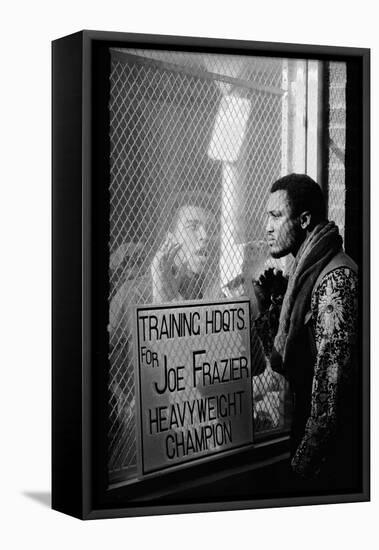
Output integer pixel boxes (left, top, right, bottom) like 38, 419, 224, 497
107, 50, 341, 483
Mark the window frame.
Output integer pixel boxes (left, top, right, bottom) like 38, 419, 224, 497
52, 31, 370, 519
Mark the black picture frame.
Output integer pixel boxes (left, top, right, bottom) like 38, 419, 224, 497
52, 30, 370, 520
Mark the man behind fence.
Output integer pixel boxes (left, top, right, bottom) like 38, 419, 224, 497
254, 173, 359, 488
108, 201, 219, 448
151, 203, 212, 303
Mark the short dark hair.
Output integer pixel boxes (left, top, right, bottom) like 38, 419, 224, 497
270, 173, 326, 223
168, 190, 212, 233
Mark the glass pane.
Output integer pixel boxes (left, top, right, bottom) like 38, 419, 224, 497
108, 49, 308, 484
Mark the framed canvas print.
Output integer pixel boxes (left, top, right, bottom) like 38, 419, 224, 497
52, 30, 370, 519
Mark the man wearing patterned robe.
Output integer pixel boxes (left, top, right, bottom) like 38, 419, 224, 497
255, 173, 358, 488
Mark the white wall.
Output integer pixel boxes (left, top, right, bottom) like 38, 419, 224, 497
0, 1, 377, 548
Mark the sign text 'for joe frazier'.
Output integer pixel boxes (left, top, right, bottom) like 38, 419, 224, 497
136, 300, 253, 474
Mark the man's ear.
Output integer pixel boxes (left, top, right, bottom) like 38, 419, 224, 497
299, 210, 311, 230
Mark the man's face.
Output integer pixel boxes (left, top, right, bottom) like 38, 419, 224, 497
266, 190, 301, 258
173, 206, 208, 274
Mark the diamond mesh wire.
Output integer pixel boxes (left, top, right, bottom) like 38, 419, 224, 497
327, 62, 346, 240
108, 49, 290, 482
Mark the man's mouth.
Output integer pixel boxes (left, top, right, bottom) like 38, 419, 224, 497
196, 249, 207, 258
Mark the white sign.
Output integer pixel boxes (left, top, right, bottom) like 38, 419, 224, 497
136, 300, 253, 474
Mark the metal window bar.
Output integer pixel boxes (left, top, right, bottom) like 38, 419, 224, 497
327, 62, 346, 241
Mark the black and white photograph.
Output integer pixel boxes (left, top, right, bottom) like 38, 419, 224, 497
107, 48, 363, 494
51, 32, 369, 519
4, 0, 378, 546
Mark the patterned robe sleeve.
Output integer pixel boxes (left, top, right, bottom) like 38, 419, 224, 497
291, 267, 358, 477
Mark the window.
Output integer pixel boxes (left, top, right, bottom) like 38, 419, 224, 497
107, 48, 346, 485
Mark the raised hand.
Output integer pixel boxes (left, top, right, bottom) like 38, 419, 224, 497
253, 268, 288, 313
151, 234, 184, 303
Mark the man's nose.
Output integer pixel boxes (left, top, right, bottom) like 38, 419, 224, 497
198, 225, 207, 242
266, 217, 273, 234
